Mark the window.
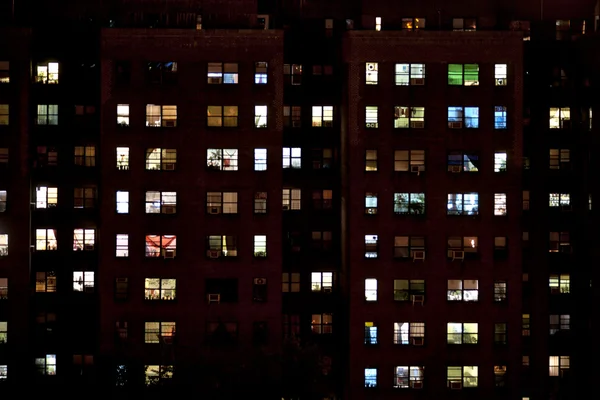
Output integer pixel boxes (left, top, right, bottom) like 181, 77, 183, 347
312, 190, 333, 210
312, 106, 333, 127
311, 272, 333, 292
393, 236, 425, 258
254, 192, 267, 214
401, 17, 425, 30
0, 61, 8, 83
0, 192, 5, 212
117, 104, 129, 126
365, 62, 378, 84
283, 64, 302, 85
495, 64, 508, 85
254, 149, 267, 171
206, 235, 238, 257
145, 148, 176, 171
74, 187, 95, 209
0, 148, 7, 165
74, 146, 95, 167
394, 193, 425, 215
494, 152, 507, 172
282, 273, 300, 293
494, 106, 507, 129
207, 149, 238, 171
283, 105, 301, 128
255, 105, 267, 128
447, 323, 478, 344
206, 192, 238, 214
375, 17, 382, 31
73, 229, 95, 251
447, 280, 479, 301
453, 18, 477, 31
255, 62, 268, 84
364, 235, 378, 258
35, 272, 57, 293
393, 279, 425, 301
549, 232, 571, 253
447, 152, 479, 172
144, 322, 176, 344
448, 64, 479, 85
393, 322, 425, 345
0, 322, 5, 343
494, 323, 507, 344
116, 147, 129, 170
146, 104, 177, 127
311, 231, 333, 252
35, 228, 57, 251
282, 188, 301, 210
283, 314, 300, 339
73, 271, 94, 292
394, 150, 425, 171
365, 150, 378, 171
494, 281, 507, 302
549, 356, 570, 377
311, 313, 333, 334
447, 193, 479, 216
365, 368, 377, 388
36, 187, 58, 208
394, 366, 424, 388
494, 193, 507, 216
145, 191, 177, 214
283, 147, 301, 169
365, 106, 378, 128
394, 106, 425, 128
145, 235, 177, 258
549, 193, 570, 207
254, 235, 267, 257
447, 366, 478, 388
365, 278, 377, 301
522, 314, 531, 336
364, 322, 378, 345
145, 365, 173, 385
549, 149, 570, 169
549, 314, 570, 334
144, 278, 176, 300
549, 274, 570, 294
448, 106, 479, 128
146, 61, 177, 84
365, 192, 378, 214
207, 62, 238, 84
0, 104, 8, 125
35, 355, 57, 375
395, 63, 426, 85
549, 107, 570, 129
36, 104, 58, 125
0, 278, 6, 299
207, 105, 238, 127
312, 148, 333, 169
36, 62, 59, 84
116, 234, 128, 257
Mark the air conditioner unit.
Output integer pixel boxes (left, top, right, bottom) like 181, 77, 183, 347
365, 123, 378, 128
450, 381, 462, 389
291, 120, 301, 128
163, 120, 176, 128
450, 165, 462, 173
207, 250, 221, 259
254, 278, 266, 285
162, 249, 176, 259
163, 163, 175, 171
413, 251, 426, 261
282, 205, 290, 211
162, 206, 176, 214
208, 293, 220, 304
411, 381, 423, 389
411, 337, 424, 346
209, 206, 221, 214
84, 244, 95, 251
366, 63, 377, 71
410, 78, 425, 85
412, 294, 424, 305
496, 78, 505, 85
323, 286, 333, 293
449, 122, 463, 129
452, 250, 465, 261
208, 77, 222, 84
410, 121, 424, 129
410, 165, 422, 173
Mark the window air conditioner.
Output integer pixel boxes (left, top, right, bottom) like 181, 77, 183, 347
209, 207, 221, 214
323, 286, 333, 293
365, 123, 378, 128
162, 249, 176, 259
452, 250, 465, 261
410, 78, 425, 85
411, 337, 424, 346
163, 163, 175, 171
410, 165, 424, 173
410, 121, 424, 129
450, 381, 462, 389
412, 294, 424, 305
411, 381, 423, 389
207, 250, 221, 259
495, 78, 505, 85
208, 293, 220, 304
450, 165, 462, 173
413, 251, 426, 261
163, 120, 176, 128
449, 122, 463, 129
208, 77, 222, 84
291, 120, 301, 128
163, 206, 176, 214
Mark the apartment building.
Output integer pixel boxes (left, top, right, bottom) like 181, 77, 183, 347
0, 0, 598, 398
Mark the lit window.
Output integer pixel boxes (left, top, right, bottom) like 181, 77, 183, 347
447, 323, 478, 344
311, 106, 333, 127
206, 192, 238, 214
74, 146, 96, 167
35, 272, 57, 293
36, 104, 58, 125
255, 62, 268, 84
36, 186, 58, 208
254, 105, 268, 128
447, 236, 478, 256
395, 63, 426, 85
448, 64, 479, 86
447, 279, 479, 301
447, 366, 478, 388
549, 193, 570, 207
311, 272, 333, 292
0, 235, 6, 256
206, 235, 238, 257
0, 278, 7, 299
394, 150, 425, 172
494, 152, 507, 172
453, 18, 477, 31
365, 368, 377, 387
549, 274, 570, 293
117, 104, 129, 126
494, 106, 507, 129
144, 278, 176, 301
207, 62, 238, 84
35, 229, 57, 251
365, 150, 377, 171
282, 188, 301, 210
116, 234, 128, 257
207, 149, 238, 171
394, 106, 425, 128
364, 322, 378, 344
401, 17, 425, 30
495, 64, 507, 85
35, 62, 59, 84
145, 191, 177, 214
494, 281, 507, 302
0, 104, 8, 125
254, 148, 267, 171
311, 313, 333, 334
0, 323, 5, 343
145, 148, 176, 171
549, 149, 570, 169
549, 356, 569, 376
394, 193, 426, 215
364, 235, 378, 258
365, 192, 377, 214
283, 147, 301, 169
145, 235, 177, 258
144, 365, 173, 385
0, 61, 9, 83
393, 322, 425, 345
254, 192, 267, 214
365, 62, 378, 84
144, 322, 176, 344
207, 105, 238, 127
365, 278, 377, 301
549, 314, 570, 334
494, 193, 507, 216
145, 104, 177, 128
73, 229, 95, 251
254, 235, 267, 257
0, 191, 5, 212
115, 191, 128, 214
549, 107, 570, 129
549, 232, 571, 253
394, 366, 424, 388
35, 354, 57, 375
73, 271, 94, 292
365, 106, 378, 128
